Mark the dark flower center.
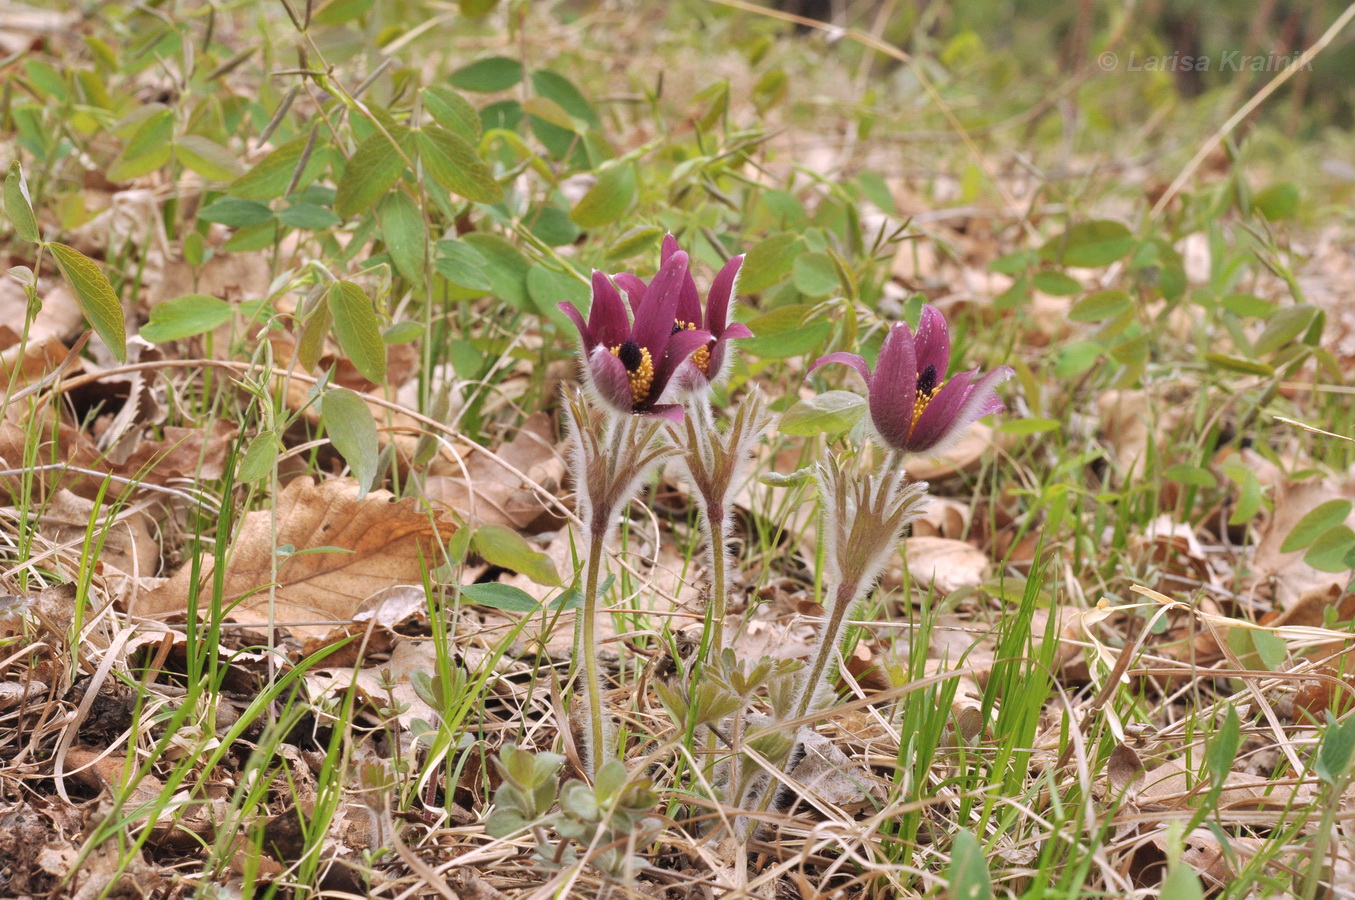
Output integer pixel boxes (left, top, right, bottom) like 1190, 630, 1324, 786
616, 339, 644, 372
916, 364, 938, 397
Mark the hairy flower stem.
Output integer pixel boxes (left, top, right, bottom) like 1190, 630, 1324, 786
579, 518, 609, 776
576, 413, 638, 776
792, 578, 862, 720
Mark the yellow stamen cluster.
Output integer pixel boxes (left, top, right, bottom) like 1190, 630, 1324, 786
910, 380, 943, 434
610, 344, 654, 404
675, 320, 712, 374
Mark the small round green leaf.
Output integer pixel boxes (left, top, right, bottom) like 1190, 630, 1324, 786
569, 163, 636, 229
321, 387, 380, 497
780, 391, 867, 437
140, 293, 233, 342
327, 281, 387, 384
48, 242, 126, 362
4, 161, 39, 242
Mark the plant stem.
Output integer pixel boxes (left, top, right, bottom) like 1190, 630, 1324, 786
706, 502, 729, 653
580, 513, 609, 778
793, 579, 859, 720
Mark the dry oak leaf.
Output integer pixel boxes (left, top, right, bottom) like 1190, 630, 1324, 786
135, 477, 456, 637
888, 536, 992, 594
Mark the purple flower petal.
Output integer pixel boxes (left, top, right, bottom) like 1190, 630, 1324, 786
558, 301, 590, 348
613, 273, 649, 318
914, 305, 950, 380
947, 365, 1014, 430
907, 369, 975, 451
677, 266, 703, 330
869, 323, 918, 452
650, 327, 713, 399
721, 322, 753, 341
705, 255, 744, 335
660, 233, 680, 265
587, 346, 635, 415
809, 351, 873, 386
644, 403, 685, 422
632, 250, 689, 357
587, 270, 630, 350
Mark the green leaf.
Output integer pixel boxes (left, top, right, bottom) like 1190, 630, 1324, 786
1053, 340, 1101, 378
277, 203, 341, 230
311, 0, 375, 25
335, 127, 409, 219
416, 125, 503, 204
1254, 304, 1317, 356
321, 387, 380, 497
377, 192, 426, 284
1032, 270, 1082, 296
605, 225, 663, 260
382, 321, 423, 344
4, 161, 39, 242
947, 830, 993, 900
792, 252, 839, 296
199, 196, 274, 227
140, 293, 233, 342
327, 281, 387, 384
422, 85, 482, 142
473, 524, 561, 586
109, 108, 175, 180
460, 0, 500, 14
996, 417, 1060, 436
237, 431, 279, 483
1254, 182, 1300, 221
1068, 289, 1132, 323
460, 582, 539, 612
449, 57, 523, 92
1039, 220, 1135, 268
461, 233, 530, 307
47, 242, 126, 362
433, 238, 492, 292
1282, 500, 1353, 553
1204, 352, 1274, 377
1316, 713, 1355, 784
174, 135, 244, 181
1304, 526, 1355, 573
229, 132, 318, 201
527, 205, 581, 247
740, 232, 800, 293
526, 265, 586, 327
569, 163, 635, 228
1221, 293, 1274, 319
1159, 864, 1205, 900
1228, 467, 1263, 525
780, 391, 867, 437
1164, 463, 1217, 489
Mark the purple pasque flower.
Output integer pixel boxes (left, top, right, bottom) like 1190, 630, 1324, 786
558, 248, 712, 421
612, 235, 753, 393
810, 305, 1014, 454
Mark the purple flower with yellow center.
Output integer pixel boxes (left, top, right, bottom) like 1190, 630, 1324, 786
810, 305, 1014, 454
559, 249, 712, 421
613, 235, 753, 393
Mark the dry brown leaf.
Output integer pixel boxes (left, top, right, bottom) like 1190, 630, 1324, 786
38, 490, 159, 579
115, 421, 238, 483
1138, 757, 1316, 810
785, 729, 887, 814
890, 536, 992, 594
1247, 471, 1355, 609
0, 278, 86, 345
0, 327, 79, 389
425, 412, 565, 530
1096, 388, 1188, 482
135, 477, 457, 637
1146, 828, 1266, 890
905, 423, 996, 481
